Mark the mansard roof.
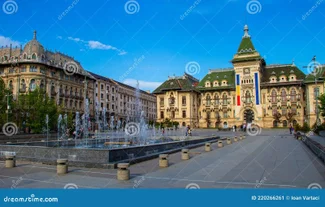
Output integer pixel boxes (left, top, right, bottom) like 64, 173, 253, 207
152, 73, 199, 94
262, 64, 306, 82
196, 69, 235, 91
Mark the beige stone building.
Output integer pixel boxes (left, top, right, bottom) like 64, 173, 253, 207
90, 72, 157, 126
154, 25, 323, 128
0, 31, 95, 118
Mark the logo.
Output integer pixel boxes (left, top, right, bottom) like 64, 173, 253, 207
125, 122, 140, 136
2, 0, 18, 15
185, 183, 200, 189
63, 61, 78, 76
307, 183, 322, 189
247, 124, 262, 136
185, 61, 200, 75
246, 0, 262, 15
124, 1, 140, 14
64, 183, 78, 189
2, 122, 18, 137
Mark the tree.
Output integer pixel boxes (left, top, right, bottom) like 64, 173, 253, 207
285, 111, 296, 124
318, 93, 325, 117
0, 78, 13, 126
273, 111, 282, 123
15, 88, 58, 133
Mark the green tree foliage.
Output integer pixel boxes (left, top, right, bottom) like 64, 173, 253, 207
0, 78, 13, 125
318, 93, 325, 117
15, 88, 57, 133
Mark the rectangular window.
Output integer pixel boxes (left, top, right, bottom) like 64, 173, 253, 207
291, 107, 297, 114
160, 98, 164, 106
171, 111, 175, 118
29, 66, 38, 72
282, 107, 287, 116
182, 96, 186, 105
160, 111, 164, 119
182, 110, 186, 118
20, 67, 26, 73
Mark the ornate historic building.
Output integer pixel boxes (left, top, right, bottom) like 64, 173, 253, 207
154, 25, 324, 128
0, 31, 95, 117
91, 72, 156, 125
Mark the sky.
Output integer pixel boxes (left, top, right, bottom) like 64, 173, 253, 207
0, 0, 325, 91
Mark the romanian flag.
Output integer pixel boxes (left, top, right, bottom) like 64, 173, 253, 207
236, 74, 240, 106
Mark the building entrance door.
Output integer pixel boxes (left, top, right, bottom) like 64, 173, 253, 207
244, 109, 254, 124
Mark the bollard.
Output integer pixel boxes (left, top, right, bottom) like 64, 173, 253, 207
159, 154, 169, 167
205, 143, 211, 152
227, 138, 232, 145
181, 149, 190, 160
239, 136, 243, 140
5, 155, 16, 168
57, 159, 68, 175
218, 140, 223, 148
234, 137, 238, 142
117, 163, 130, 180
243, 135, 246, 139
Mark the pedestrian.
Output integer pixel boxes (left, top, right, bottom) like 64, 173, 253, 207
289, 124, 293, 134
234, 125, 237, 131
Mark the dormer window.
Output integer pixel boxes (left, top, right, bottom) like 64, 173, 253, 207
205, 81, 211, 87
289, 75, 296, 81
213, 81, 219, 87
279, 75, 286, 82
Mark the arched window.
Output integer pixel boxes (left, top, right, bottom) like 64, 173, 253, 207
32, 53, 37, 60
271, 89, 277, 103
222, 94, 227, 105
169, 93, 175, 105
245, 91, 251, 103
23, 54, 27, 59
281, 89, 287, 103
20, 79, 26, 91
215, 95, 219, 105
30, 79, 36, 91
206, 94, 211, 106
290, 88, 296, 102
40, 80, 45, 90
8, 80, 13, 90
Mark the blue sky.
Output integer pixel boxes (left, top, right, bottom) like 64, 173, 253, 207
1, 0, 325, 91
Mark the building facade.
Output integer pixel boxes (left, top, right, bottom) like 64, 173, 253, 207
0, 31, 157, 130
153, 25, 324, 128
0, 31, 96, 118
91, 72, 157, 126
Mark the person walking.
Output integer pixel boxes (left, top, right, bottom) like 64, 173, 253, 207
289, 124, 293, 134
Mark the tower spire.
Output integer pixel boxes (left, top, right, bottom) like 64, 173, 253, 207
33, 30, 37, 40
243, 25, 250, 38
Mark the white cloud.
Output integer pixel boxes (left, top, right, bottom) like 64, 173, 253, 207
56, 35, 63, 39
66, 36, 127, 55
0, 36, 20, 47
123, 79, 162, 92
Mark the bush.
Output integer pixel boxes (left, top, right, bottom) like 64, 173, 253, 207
294, 123, 301, 132
301, 122, 310, 133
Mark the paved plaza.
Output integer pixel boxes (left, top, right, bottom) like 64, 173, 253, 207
0, 129, 324, 189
